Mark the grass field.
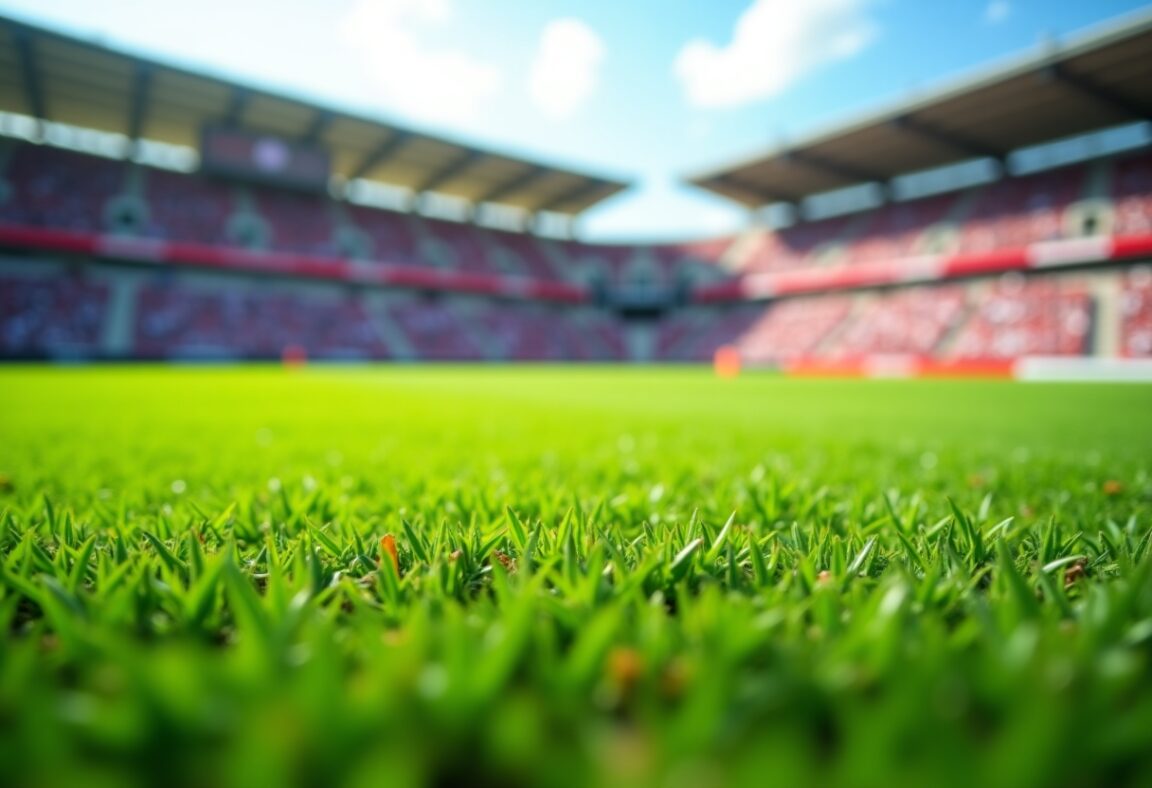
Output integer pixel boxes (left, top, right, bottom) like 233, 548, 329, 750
1, 366, 1151, 788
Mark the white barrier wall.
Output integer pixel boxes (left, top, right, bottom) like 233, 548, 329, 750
1015, 357, 1152, 382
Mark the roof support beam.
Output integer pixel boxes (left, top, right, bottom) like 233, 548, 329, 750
891, 115, 1005, 161
476, 165, 547, 204
222, 87, 250, 128
12, 28, 46, 123
538, 179, 606, 213
126, 62, 152, 145
350, 131, 411, 181
414, 149, 483, 194
783, 150, 886, 185
300, 110, 331, 145
1044, 63, 1152, 121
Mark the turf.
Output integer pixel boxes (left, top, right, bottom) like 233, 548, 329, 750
1, 366, 1150, 788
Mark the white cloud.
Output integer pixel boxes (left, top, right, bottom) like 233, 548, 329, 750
339, 0, 502, 123
984, 0, 1010, 24
674, 0, 878, 109
528, 18, 605, 121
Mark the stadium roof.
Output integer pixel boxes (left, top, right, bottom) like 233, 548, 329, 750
688, 8, 1152, 208
0, 14, 628, 217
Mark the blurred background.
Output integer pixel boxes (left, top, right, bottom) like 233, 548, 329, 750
0, 0, 1150, 376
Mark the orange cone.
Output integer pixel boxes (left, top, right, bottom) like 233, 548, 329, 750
713, 345, 741, 379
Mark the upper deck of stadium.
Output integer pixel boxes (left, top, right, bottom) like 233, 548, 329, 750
687, 7, 1152, 209
0, 13, 628, 219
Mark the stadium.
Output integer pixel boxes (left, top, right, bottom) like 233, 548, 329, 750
1, 3, 1151, 787
1, 10, 1151, 371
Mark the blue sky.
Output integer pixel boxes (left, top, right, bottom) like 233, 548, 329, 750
1, 0, 1149, 240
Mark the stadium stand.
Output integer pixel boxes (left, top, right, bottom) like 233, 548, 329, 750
948, 274, 1094, 359
3, 137, 1152, 364
1113, 150, 1152, 237
707, 273, 1102, 365
0, 141, 707, 287
0, 271, 107, 356
728, 153, 1152, 277
0, 144, 124, 233
139, 167, 235, 247
666, 306, 761, 362
735, 297, 853, 363
133, 282, 386, 360
821, 285, 967, 359
345, 204, 422, 264
386, 295, 484, 360
846, 192, 961, 263
5, 140, 1148, 284
1121, 265, 1152, 357
1, 12, 1151, 371
251, 188, 340, 256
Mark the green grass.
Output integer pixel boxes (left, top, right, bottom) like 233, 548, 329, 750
1, 366, 1150, 788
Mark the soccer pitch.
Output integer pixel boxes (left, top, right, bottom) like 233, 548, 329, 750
1, 367, 1150, 787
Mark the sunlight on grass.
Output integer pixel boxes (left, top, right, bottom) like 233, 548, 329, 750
0, 366, 1150, 787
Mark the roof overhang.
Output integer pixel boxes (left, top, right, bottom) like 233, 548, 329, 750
0, 14, 629, 216
687, 7, 1152, 208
